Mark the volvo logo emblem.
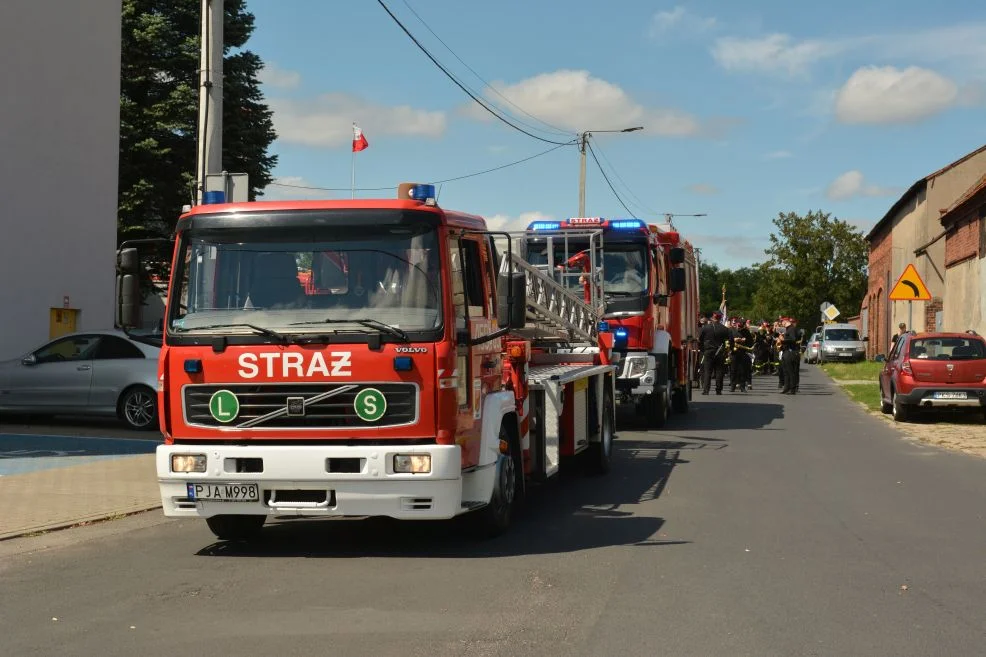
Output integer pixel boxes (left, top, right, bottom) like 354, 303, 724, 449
286, 396, 306, 416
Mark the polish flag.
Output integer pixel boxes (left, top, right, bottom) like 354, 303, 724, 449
352, 124, 369, 152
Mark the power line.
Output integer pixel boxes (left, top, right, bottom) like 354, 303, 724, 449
589, 138, 661, 216
267, 141, 573, 193
586, 140, 638, 219
375, 0, 574, 146
399, 0, 571, 138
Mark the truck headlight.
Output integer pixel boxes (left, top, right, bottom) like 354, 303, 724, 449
171, 454, 207, 473
625, 357, 648, 378
394, 454, 431, 474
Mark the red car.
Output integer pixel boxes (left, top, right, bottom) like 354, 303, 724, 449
879, 331, 986, 422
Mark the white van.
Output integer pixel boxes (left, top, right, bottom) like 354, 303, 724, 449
818, 323, 867, 363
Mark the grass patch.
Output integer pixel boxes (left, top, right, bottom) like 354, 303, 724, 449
842, 383, 882, 412
820, 360, 883, 381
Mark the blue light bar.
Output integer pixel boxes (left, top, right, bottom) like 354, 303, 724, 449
613, 327, 628, 349
529, 221, 561, 231
393, 356, 414, 372
598, 321, 611, 332
183, 359, 203, 374
615, 327, 628, 338
410, 184, 436, 201
611, 219, 644, 230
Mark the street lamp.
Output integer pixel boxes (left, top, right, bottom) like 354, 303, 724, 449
578, 127, 643, 217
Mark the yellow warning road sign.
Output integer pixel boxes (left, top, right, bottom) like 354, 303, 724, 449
889, 264, 931, 301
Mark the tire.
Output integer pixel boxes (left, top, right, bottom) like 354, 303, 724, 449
891, 389, 911, 423
118, 385, 158, 431
206, 515, 265, 541
879, 384, 892, 414
470, 424, 520, 538
671, 384, 688, 413
646, 388, 669, 428
586, 390, 615, 474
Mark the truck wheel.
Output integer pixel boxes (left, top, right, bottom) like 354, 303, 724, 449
585, 390, 614, 474
671, 383, 688, 413
205, 515, 265, 541
470, 424, 519, 538
647, 389, 668, 428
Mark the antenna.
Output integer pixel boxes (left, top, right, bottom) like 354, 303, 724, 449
662, 212, 707, 231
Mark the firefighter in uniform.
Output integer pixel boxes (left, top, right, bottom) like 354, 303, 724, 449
698, 311, 730, 395
780, 317, 801, 394
774, 319, 786, 389
731, 318, 754, 392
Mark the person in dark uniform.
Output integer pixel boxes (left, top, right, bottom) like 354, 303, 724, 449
780, 317, 801, 394
698, 311, 730, 395
774, 318, 786, 389
731, 318, 754, 392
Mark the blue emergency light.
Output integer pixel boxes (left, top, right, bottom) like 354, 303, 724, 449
393, 356, 414, 372
614, 327, 629, 349
610, 219, 644, 230
529, 221, 561, 231
183, 359, 203, 374
409, 184, 436, 201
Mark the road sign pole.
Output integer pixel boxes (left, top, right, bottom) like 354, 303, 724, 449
908, 300, 912, 333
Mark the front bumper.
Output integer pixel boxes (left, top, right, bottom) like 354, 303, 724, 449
895, 387, 986, 408
157, 443, 463, 520
615, 352, 658, 398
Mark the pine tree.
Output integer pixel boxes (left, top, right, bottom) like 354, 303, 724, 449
119, 0, 276, 243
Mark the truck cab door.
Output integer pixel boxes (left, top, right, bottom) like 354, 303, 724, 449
448, 235, 502, 468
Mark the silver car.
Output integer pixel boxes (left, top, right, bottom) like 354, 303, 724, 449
818, 323, 867, 363
804, 332, 821, 364
0, 330, 160, 430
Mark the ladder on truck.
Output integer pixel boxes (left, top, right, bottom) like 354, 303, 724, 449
497, 229, 606, 345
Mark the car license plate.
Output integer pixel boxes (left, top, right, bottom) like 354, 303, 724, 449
933, 392, 967, 400
187, 482, 259, 502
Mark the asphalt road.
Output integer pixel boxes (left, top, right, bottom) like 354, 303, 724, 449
3, 366, 986, 656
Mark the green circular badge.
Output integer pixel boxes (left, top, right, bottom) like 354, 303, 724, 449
353, 388, 387, 422
209, 389, 240, 423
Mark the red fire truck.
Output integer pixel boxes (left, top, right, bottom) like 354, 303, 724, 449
523, 218, 700, 427
116, 184, 617, 540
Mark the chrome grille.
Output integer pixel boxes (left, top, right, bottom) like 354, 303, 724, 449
183, 383, 417, 429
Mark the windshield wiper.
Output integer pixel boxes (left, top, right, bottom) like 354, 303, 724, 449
289, 318, 409, 342
175, 323, 287, 342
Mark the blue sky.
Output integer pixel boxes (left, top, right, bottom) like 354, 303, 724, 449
247, 0, 986, 268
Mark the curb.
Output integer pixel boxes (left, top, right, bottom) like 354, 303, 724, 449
0, 504, 162, 542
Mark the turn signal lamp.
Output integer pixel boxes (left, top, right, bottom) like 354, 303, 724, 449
508, 344, 527, 360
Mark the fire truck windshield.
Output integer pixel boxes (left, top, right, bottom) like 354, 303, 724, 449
168, 224, 442, 338
526, 242, 648, 295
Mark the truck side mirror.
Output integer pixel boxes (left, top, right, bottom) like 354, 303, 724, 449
118, 273, 140, 328
117, 247, 139, 275
668, 247, 685, 265
669, 268, 686, 292
497, 272, 527, 330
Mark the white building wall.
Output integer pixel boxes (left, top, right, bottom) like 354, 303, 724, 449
0, 0, 120, 359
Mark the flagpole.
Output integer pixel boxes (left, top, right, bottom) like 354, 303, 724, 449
351, 148, 355, 199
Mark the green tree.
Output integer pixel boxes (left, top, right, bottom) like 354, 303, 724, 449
119, 0, 277, 244
699, 262, 775, 321
753, 210, 868, 328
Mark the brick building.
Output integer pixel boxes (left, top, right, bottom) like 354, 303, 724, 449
939, 175, 986, 334
863, 145, 986, 358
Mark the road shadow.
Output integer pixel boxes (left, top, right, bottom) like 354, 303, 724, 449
0, 414, 160, 440
196, 438, 695, 559
618, 399, 784, 432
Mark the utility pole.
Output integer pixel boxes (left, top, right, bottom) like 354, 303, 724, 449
577, 126, 643, 217
196, 0, 223, 205
662, 212, 707, 231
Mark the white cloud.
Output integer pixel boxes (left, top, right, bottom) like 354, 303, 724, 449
711, 34, 843, 76
259, 63, 301, 90
462, 69, 710, 137
687, 183, 719, 195
270, 94, 446, 148
825, 170, 899, 201
649, 6, 717, 37
485, 211, 553, 233
688, 233, 767, 262
765, 150, 793, 159
834, 66, 960, 124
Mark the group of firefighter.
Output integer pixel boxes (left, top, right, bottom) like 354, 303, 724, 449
695, 313, 804, 395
